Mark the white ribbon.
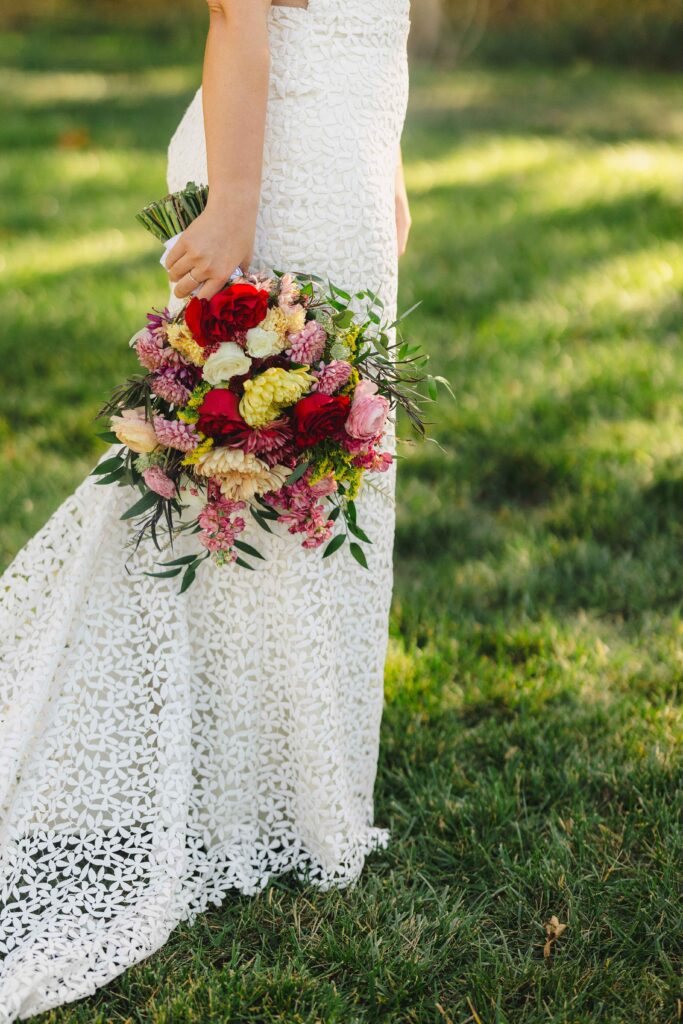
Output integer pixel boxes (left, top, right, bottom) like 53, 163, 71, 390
160, 232, 244, 295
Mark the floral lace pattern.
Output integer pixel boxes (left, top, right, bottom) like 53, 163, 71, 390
0, 2, 410, 1019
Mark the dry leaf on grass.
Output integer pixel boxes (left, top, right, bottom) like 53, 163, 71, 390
543, 914, 568, 958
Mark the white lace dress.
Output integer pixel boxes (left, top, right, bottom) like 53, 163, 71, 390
0, 2, 410, 1019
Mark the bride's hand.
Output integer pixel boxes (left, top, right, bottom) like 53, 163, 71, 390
165, 194, 257, 301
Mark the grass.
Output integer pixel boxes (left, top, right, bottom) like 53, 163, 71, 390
1, 22, 682, 1024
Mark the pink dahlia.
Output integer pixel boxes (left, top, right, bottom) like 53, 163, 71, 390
143, 465, 176, 500
153, 416, 199, 453
313, 360, 353, 395
287, 320, 326, 365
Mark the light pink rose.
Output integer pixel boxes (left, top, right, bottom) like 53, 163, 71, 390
345, 379, 390, 442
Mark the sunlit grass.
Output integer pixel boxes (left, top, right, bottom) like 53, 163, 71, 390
1, 22, 681, 1024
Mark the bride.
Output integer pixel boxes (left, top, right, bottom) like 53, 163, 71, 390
0, 0, 411, 1018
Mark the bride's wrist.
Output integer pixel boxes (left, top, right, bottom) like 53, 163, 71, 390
207, 183, 260, 215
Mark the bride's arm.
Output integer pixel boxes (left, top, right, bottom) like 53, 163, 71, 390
396, 147, 411, 257
166, 0, 271, 300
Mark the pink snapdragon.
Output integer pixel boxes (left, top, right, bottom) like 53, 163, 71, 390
266, 471, 337, 549
197, 486, 246, 556
352, 449, 393, 473
153, 416, 199, 453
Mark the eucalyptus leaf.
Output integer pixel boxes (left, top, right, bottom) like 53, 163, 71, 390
348, 522, 372, 544
322, 534, 346, 558
349, 542, 369, 569
251, 508, 273, 534
235, 557, 255, 571
285, 461, 310, 486
234, 540, 266, 561
92, 457, 124, 476
121, 490, 159, 521
160, 554, 199, 568
179, 564, 198, 593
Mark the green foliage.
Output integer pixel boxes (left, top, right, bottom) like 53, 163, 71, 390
1, 21, 681, 1024
438, 0, 683, 69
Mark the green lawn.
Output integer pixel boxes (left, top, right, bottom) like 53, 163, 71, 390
1, 21, 682, 1024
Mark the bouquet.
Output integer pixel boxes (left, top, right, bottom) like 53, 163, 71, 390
94, 184, 448, 590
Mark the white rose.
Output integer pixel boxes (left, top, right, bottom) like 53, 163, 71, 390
202, 342, 252, 385
246, 325, 282, 359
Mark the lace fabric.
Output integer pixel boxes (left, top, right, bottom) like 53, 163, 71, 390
0, 2, 410, 1019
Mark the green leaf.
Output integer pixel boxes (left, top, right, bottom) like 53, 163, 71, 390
179, 564, 198, 593
323, 533, 346, 558
333, 309, 355, 329
235, 557, 255, 571
285, 461, 310, 486
346, 500, 358, 525
96, 431, 118, 443
329, 506, 341, 522
348, 521, 372, 544
234, 540, 266, 561
92, 457, 124, 476
428, 379, 438, 401
251, 508, 273, 533
160, 554, 199, 567
94, 467, 127, 486
144, 568, 182, 579
349, 542, 369, 569
121, 489, 159, 521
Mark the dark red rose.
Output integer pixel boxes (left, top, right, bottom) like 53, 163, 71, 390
185, 284, 269, 348
184, 296, 209, 346
196, 388, 246, 440
293, 392, 351, 449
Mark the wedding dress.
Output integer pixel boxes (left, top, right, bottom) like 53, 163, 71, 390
0, 1, 410, 1018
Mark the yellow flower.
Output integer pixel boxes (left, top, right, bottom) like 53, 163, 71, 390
181, 435, 214, 466
240, 366, 314, 427
167, 323, 206, 366
194, 447, 290, 501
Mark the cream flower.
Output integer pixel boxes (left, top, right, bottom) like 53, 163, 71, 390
202, 342, 252, 386
285, 304, 307, 335
110, 408, 158, 454
246, 325, 282, 359
194, 448, 290, 501
261, 307, 288, 346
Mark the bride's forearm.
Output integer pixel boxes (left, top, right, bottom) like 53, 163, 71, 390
166, 0, 271, 298
203, 0, 271, 214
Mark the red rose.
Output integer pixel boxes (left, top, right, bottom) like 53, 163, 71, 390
185, 283, 269, 348
293, 392, 351, 449
196, 389, 246, 440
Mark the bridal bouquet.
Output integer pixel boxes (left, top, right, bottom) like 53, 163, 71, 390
94, 184, 447, 590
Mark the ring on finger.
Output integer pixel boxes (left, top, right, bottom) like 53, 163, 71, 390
188, 270, 204, 286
